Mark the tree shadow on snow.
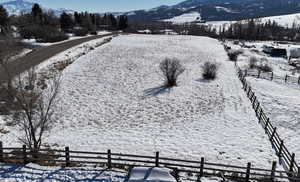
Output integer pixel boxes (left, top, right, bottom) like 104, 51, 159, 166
0, 163, 126, 182
143, 85, 172, 97
196, 78, 213, 83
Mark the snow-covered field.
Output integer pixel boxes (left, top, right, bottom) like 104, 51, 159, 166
258, 13, 300, 28
163, 12, 201, 24
0, 34, 281, 170
206, 12, 300, 31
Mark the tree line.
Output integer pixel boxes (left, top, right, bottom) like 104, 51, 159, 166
219, 19, 300, 41
128, 18, 300, 42
0, 3, 128, 42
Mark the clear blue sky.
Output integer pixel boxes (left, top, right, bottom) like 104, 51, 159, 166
1, 0, 184, 12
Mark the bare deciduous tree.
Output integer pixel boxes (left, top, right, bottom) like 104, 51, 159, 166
0, 37, 61, 153
12, 69, 61, 152
159, 58, 185, 87
1, 66, 61, 152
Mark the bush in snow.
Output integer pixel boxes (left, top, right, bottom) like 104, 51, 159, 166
74, 28, 89, 36
41, 32, 68, 43
227, 49, 243, 62
249, 56, 258, 69
160, 58, 185, 87
257, 64, 273, 72
256, 58, 273, 72
202, 61, 218, 80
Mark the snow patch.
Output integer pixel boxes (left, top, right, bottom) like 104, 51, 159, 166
163, 12, 201, 24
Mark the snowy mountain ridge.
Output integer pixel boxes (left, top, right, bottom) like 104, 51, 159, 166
0, 0, 74, 16
126, 0, 300, 22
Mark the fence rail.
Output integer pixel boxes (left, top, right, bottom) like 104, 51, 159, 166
236, 66, 300, 181
0, 141, 299, 182
244, 69, 300, 85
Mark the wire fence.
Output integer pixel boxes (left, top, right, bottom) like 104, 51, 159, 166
243, 69, 300, 86
236, 65, 300, 182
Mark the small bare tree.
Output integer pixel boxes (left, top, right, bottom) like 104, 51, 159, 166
1, 66, 61, 152
0, 37, 61, 153
12, 69, 61, 152
160, 58, 185, 86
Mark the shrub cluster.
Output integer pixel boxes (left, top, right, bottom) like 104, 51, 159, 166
73, 28, 89, 36
227, 50, 243, 62
202, 62, 218, 80
19, 25, 68, 43
159, 58, 219, 87
249, 56, 258, 69
249, 57, 273, 72
160, 58, 185, 87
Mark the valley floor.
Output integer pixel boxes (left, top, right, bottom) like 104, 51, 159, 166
0, 34, 280, 169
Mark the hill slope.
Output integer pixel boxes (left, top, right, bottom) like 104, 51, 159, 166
127, 0, 300, 22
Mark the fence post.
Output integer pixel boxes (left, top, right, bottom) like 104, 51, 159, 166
259, 109, 263, 123
108, 149, 112, 169
253, 96, 256, 106
289, 153, 295, 173
250, 92, 254, 101
245, 162, 251, 182
65, 146, 70, 167
285, 75, 288, 83
256, 102, 260, 113
271, 72, 273, 81
270, 161, 277, 182
0, 141, 3, 162
257, 70, 261, 78
298, 76, 300, 85
247, 87, 251, 97
278, 140, 284, 158
270, 127, 277, 143
23, 145, 27, 164
244, 82, 248, 91
200, 157, 204, 178
265, 118, 270, 132
174, 168, 180, 182
155, 152, 159, 167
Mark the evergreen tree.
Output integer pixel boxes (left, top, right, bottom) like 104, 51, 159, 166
0, 5, 9, 34
109, 14, 117, 29
31, 3, 44, 25
31, 4, 43, 17
118, 15, 128, 30
60, 12, 74, 32
74, 12, 81, 25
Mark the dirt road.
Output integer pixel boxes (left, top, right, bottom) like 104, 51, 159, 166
0, 33, 116, 83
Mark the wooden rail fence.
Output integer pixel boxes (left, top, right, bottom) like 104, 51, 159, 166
243, 69, 300, 85
236, 66, 300, 181
0, 141, 300, 182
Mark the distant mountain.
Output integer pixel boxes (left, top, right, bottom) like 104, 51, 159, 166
126, 0, 300, 23
1, 0, 33, 15
0, 0, 74, 16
